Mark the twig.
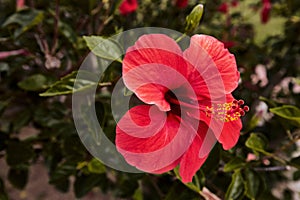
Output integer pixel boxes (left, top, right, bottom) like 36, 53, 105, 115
96, 15, 113, 35
98, 82, 112, 87
253, 165, 291, 172
147, 175, 164, 199
96, 2, 112, 35
51, 0, 60, 55
175, 34, 187, 43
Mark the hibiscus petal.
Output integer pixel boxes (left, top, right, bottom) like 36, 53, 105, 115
218, 119, 242, 150
153, 158, 181, 174
116, 105, 197, 172
183, 34, 239, 102
186, 94, 242, 152
122, 34, 188, 111
179, 122, 209, 183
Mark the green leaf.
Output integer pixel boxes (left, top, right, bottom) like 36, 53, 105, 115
115, 177, 139, 198
244, 169, 261, 200
58, 21, 78, 44
49, 163, 76, 192
173, 167, 201, 193
2, 9, 44, 38
270, 105, 300, 127
0, 132, 9, 151
12, 109, 32, 131
225, 170, 245, 200
224, 158, 245, 172
83, 35, 123, 62
87, 158, 106, 174
0, 178, 8, 200
245, 133, 269, 154
39, 70, 98, 96
243, 113, 262, 133
293, 170, 300, 181
0, 99, 10, 116
18, 74, 56, 91
202, 144, 220, 174
8, 168, 28, 190
132, 187, 143, 200
74, 174, 103, 198
6, 140, 34, 167
164, 182, 200, 200
258, 97, 277, 108
290, 156, 300, 169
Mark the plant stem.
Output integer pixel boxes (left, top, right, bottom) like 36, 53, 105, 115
51, 0, 60, 55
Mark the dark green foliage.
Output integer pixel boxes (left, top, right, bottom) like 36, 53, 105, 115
0, 0, 299, 199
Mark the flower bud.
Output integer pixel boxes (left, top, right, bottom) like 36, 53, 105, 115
185, 4, 204, 33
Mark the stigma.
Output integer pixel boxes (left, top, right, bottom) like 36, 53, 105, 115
205, 99, 249, 122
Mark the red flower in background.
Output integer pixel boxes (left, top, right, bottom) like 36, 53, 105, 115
16, 0, 25, 10
231, 0, 239, 7
175, 0, 188, 8
261, 0, 271, 23
116, 34, 247, 182
119, 0, 138, 15
218, 3, 229, 14
222, 41, 236, 48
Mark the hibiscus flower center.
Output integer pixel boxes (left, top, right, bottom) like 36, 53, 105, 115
205, 99, 249, 122
164, 90, 182, 116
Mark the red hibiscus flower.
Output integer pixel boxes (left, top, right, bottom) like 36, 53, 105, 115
261, 0, 271, 24
218, 2, 229, 14
116, 34, 247, 183
231, 0, 239, 7
222, 41, 236, 48
175, 0, 188, 8
16, 0, 25, 10
119, 0, 138, 15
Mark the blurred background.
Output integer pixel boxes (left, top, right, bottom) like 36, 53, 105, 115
0, 0, 300, 199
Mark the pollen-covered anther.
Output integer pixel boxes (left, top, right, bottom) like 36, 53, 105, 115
205, 99, 249, 122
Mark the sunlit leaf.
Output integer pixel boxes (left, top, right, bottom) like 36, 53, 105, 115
83, 35, 123, 62
39, 70, 98, 96
132, 187, 143, 200
87, 158, 106, 174
270, 105, 300, 127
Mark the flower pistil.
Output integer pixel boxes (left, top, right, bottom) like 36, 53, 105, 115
206, 100, 249, 122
